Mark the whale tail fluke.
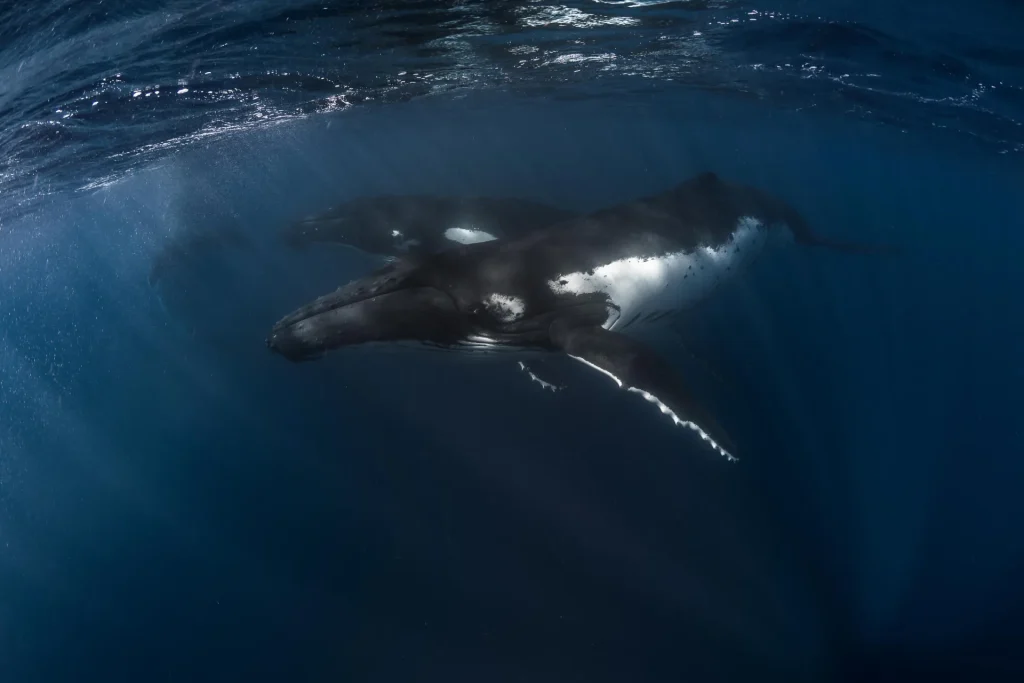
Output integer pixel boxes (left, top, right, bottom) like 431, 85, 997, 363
796, 232, 904, 256
685, 171, 905, 257
786, 210, 904, 257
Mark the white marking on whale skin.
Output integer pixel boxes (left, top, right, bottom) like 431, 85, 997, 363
627, 387, 736, 462
569, 354, 623, 387
462, 333, 502, 349
518, 361, 562, 392
549, 216, 777, 330
485, 293, 526, 323
444, 226, 499, 244
569, 354, 736, 462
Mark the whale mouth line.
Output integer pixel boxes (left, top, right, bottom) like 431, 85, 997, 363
272, 274, 404, 330
266, 284, 464, 362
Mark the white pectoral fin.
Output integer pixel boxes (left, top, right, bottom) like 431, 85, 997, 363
553, 322, 738, 462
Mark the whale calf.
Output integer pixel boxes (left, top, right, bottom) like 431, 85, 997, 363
283, 194, 577, 258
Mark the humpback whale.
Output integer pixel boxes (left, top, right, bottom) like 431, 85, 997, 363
267, 172, 894, 461
283, 194, 577, 257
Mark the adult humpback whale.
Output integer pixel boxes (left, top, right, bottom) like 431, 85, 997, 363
267, 172, 893, 461
283, 194, 577, 257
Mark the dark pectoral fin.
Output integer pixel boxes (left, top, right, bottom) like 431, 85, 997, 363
550, 322, 738, 462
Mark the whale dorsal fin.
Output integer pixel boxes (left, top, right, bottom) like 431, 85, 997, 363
693, 170, 721, 186
549, 320, 738, 462
674, 170, 724, 195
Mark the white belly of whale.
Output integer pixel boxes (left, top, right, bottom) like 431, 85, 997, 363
549, 216, 783, 330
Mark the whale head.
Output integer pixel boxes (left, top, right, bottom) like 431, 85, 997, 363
266, 262, 469, 362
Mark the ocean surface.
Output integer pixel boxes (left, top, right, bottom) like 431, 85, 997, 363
2, 1, 1023, 681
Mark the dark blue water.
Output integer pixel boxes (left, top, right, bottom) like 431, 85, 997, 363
2, 2, 1023, 681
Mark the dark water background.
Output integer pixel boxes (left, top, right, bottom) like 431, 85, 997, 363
2, 1, 1023, 681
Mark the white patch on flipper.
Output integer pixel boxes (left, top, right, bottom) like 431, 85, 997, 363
549, 216, 774, 330
518, 361, 562, 392
626, 387, 737, 462
463, 333, 500, 348
569, 354, 622, 387
568, 354, 736, 462
444, 226, 499, 245
485, 294, 526, 322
